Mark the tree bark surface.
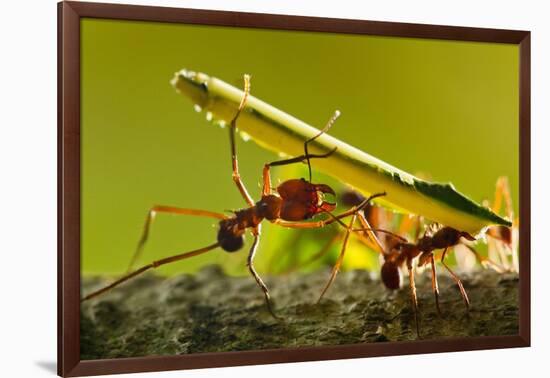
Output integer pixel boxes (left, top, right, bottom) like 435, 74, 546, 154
81, 267, 518, 359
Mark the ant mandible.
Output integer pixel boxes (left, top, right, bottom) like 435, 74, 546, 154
81, 74, 383, 318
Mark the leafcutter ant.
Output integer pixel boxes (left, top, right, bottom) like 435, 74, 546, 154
305, 187, 513, 336
81, 74, 383, 318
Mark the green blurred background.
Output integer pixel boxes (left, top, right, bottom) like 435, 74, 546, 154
81, 18, 519, 277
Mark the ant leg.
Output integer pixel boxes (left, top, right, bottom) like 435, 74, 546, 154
246, 225, 279, 319
262, 149, 337, 196
262, 110, 340, 195
229, 74, 255, 207
429, 255, 442, 316
82, 242, 220, 301
440, 248, 471, 310
356, 211, 386, 255
492, 176, 514, 219
317, 214, 357, 303
126, 206, 228, 273
407, 260, 421, 337
462, 243, 508, 273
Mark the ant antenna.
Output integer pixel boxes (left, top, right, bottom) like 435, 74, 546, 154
351, 227, 408, 243
237, 74, 251, 114
321, 207, 406, 243
320, 191, 387, 230
305, 110, 340, 182
230, 74, 251, 167
320, 208, 352, 229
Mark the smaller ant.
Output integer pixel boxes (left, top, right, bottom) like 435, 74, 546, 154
367, 223, 508, 336
81, 74, 382, 319
376, 225, 475, 335
484, 176, 519, 272
343, 184, 514, 336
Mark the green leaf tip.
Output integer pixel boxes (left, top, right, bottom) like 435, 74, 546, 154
171, 69, 512, 235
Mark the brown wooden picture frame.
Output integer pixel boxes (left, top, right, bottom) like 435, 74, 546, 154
58, 1, 531, 376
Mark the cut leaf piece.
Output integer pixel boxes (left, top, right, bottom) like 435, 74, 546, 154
172, 69, 511, 235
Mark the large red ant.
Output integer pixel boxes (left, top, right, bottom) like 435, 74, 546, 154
81, 74, 383, 318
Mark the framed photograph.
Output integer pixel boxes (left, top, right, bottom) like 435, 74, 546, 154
58, 1, 530, 376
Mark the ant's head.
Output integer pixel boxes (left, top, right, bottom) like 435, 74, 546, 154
276, 178, 336, 221
459, 231, 476, 241
340, 189, 366, 207
431, 227, 476, 249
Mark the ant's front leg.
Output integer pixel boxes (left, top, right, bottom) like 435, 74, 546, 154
355, 210, 386, 255
261, 110, 340, 196
262, 149, 336, 196
229, 74, 255, 207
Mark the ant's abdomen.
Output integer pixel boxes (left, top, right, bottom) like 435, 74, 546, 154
217, 219, 245, 252
381, 260, 402, 290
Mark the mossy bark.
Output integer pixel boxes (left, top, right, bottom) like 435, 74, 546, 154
81, 267, 518, 360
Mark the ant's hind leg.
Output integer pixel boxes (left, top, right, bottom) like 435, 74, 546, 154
127, 206, 228, 273
440, 248, 471, 310
355, 211, 386, 255
229, 74, 255, 207
82, 242, 220, 302
247, 225, 280, 319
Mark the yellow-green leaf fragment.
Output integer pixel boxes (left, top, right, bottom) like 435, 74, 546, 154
171, 69, 511, 235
